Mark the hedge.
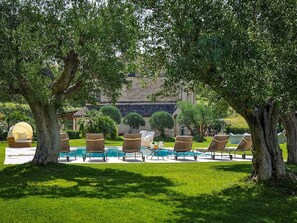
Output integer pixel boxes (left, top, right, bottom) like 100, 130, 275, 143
0, 103, 31, 116
225, 126, 250, 134
66, 130, 81, 139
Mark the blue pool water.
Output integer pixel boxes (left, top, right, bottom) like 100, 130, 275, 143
76, 147, 120, 157
62, 147, 205, 158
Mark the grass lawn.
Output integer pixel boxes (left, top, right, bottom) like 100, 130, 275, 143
0, 139, 296, 223
224, 113, 249, 128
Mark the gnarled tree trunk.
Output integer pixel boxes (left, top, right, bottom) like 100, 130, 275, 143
29, 102, 60, 164
22, 49, 80, 164
281, 112, 297, 164
242, 102, 286, 181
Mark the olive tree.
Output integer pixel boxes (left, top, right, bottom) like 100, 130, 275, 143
0, 0, 138, 164
135, 0, 297, 180
177, 101, 213, 142
263, 2, 297, 165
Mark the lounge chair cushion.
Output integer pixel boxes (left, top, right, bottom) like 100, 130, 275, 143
123, 134, 142, 153
174, 136, 193, 152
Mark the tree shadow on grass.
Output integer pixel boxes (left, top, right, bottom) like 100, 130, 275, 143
1, 163, 296, 222
167, 178, 297, 223
212, 163, 253, 174
213, 163, 297, 176
0, 163, 173, 200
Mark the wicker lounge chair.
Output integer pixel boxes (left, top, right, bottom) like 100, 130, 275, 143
174, 136, 197, 161
225, 134, 252, 159
120, 133, 145, 161
7, 137, 32, 148
59, 133, 76, 162
196, 135, 230, 160
83, 133, 106, 162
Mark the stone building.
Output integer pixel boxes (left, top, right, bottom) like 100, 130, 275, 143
68, 76, 194, 137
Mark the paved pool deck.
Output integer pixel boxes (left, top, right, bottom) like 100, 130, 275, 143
4, 147, 252, 164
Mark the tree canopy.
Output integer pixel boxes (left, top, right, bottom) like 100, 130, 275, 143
136, 0, 297, 111
0, 0, 137, 103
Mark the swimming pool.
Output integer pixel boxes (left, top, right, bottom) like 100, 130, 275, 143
70, 147, 206, 158
76, 146, 121, 157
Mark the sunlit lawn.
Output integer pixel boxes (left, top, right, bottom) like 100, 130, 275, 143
0, 139, 295, 222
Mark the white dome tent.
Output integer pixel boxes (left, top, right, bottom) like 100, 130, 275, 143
7, 122, 33, 148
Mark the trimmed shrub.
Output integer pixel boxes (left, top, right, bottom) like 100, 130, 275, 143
66, 130, 81, 139
193, 134, 207, 142
122, 112, 145, 133
99, 105, 122, 124
225, 126, 250, 134
149, 111, 174, 137
79, 111, 118, 140
154, 136, 175, 142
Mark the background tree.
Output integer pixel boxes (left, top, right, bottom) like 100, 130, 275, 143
5, 110, 32, 131
177, 101, 213, 142
79, 111, 117, 140
149, 111, 174, 138
195, 86, 230, 120
0, 0, 138, 164
0, 103, 33, 131
99, 106, 122, 125
122, 112, 145, 133
0, 102, 34, 140
135, 0, 297, 180
281, 113, 297, 164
